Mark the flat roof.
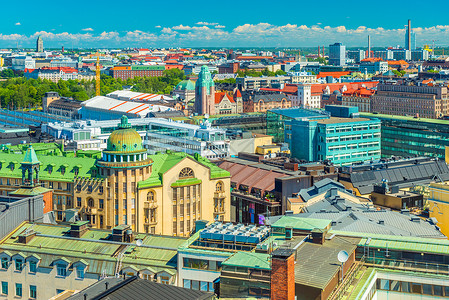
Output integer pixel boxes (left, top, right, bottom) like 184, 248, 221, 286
332, 230, 449, 255
361, 112, 449, 126
314, 117, 372, 125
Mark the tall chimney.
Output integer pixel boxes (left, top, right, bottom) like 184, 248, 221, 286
318, 46, 320, 58
271, 249, 295, 300
367, 35, 371, 58
407, 19, 412, 51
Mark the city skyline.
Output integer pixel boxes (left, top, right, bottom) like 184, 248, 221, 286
1, 0, 449, 48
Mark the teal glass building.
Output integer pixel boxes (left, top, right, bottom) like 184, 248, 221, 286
283, 106, 381, 166
361, 113, 449, 159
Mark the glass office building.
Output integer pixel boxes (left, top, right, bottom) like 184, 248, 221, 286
361, 113, 449, 159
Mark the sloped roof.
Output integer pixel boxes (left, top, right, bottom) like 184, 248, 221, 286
0, 223, 187, 276
0, 152, 97, 182
215, 92, 235, 104
22, 146, 39, 164
138, 152, 230, 189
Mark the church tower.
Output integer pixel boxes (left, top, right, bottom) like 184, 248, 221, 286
194, 66, 215, 115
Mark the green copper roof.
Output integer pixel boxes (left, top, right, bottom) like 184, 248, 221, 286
106, 116, 144, 153
176, 80, 195, 91
9, 186, 52, 196
331, 230, 449, 256
138, 152, 230, 189
271, 216, 332, 231
196, 66, 214, 94
0, 152, 98, 182
170, 178, 202, 187
222, 252, 271, 270
22, 146, 40, 165
0, 223, 187, 276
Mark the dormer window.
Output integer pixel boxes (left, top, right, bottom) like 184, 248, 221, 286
61, 166, 66, 175
57, 264, 67, 276
1, 257, 8, 269
48, 166, 53, 174
15, 259, 24, 271
29, 261, 37, 272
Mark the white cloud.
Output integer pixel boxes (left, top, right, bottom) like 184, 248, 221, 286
82, 28, 94, 31
15, 22, 21, 26
1, 23, 449, 47
155, 25, 161, 28
196, 22, 218, 26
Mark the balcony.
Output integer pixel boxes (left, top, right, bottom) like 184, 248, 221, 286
214, 192, 226, 199
144, 202, 158, 209
84, 207, 97, 214
144, 218, 157, 225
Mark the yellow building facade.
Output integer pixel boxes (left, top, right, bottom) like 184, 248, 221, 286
0, 116, 231, 237
428, 183, 449, 238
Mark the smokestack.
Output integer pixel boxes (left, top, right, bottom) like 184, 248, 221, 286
318, 46, 320, 57
407, 19, 411, 51
368, 35, 371, 58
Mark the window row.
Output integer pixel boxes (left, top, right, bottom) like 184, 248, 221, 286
1, 282, 36, 299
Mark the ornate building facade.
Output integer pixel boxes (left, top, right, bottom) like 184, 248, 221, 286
0, 116, 231, 236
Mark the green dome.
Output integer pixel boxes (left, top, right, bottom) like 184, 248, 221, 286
176, 80, 195, 91
106, 116, 144, 153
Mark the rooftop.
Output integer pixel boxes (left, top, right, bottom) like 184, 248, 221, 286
0, 223, 187, 276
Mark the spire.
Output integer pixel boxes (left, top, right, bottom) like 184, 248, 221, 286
22, 145, 40, 165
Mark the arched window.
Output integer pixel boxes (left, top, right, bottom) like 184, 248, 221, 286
216, 181, 224, 192
147, 191, 155, 202
87, 198, 94, 207
179, 168, 194, 179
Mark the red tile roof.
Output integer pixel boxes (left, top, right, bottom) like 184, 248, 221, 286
235, 89, 242, 98
361, 57, 383, 62
316, 71, 351, 79
311, 81, 378, 95
342, 87, 375, 97
215, 92, 235, 104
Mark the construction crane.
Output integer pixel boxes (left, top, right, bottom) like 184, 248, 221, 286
95, 52, 101, 96
424, 40, 439, 53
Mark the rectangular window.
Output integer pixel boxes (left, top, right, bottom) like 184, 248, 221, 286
1, 282, 7, 295
99, 186, 104, 194
183, 279, 191, 289
15, 283, 22, 297
99, 199, 104, 209
1, 257, 8, 269
200, 281, 208, 291
15, 259, 24, 271
192, 280, 199, 290
29, 285, 36, 299
57, 264, 67, 276
77, 197, 81, 207
76, 266, 85, 279
161, 276, 170, 284
29, 261, 37, 273
422, 284, 432, 295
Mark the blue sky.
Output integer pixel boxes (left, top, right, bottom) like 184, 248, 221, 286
1, 0, 449, 48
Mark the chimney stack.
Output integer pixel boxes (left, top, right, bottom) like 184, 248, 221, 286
407, 19, 412, 51
367, 35, 371, 58
271, 249, 295, 300
318, 46, 320, 58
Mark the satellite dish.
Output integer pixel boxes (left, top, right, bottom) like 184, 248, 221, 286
136, 239, 143, 247
338, 250, 349, 263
